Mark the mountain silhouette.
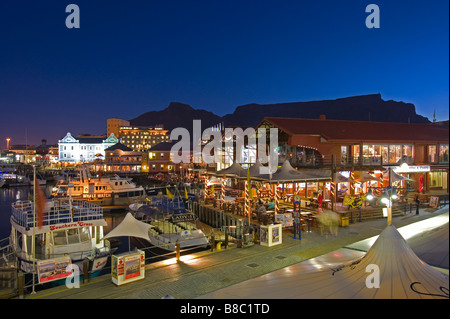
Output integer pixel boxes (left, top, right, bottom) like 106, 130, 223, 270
129, 94, 430, 131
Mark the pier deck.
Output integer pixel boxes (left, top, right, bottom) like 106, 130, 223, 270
25, 206, 448, 299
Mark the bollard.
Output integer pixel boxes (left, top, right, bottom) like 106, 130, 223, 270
224, 232, 229, 248
216, 242, 222, 251
210, 235, 215, 252
83, 260, 89, 284
176, 241, 181, 262
18, 271, 24, 299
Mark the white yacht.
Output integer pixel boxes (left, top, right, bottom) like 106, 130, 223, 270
131, 200, 209, 252
52, 166, 146, 207
6, 199, 114, 281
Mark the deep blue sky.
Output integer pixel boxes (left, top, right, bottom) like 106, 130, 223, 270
0, 0, 448, 147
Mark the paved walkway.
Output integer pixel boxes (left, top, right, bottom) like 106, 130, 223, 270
28, 206, 449, 299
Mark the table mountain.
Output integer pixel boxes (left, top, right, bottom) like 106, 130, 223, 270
129, 94, 430, 130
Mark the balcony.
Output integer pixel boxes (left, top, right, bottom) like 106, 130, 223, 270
286, 154, 414, 170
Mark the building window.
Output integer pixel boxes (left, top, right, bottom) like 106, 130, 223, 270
428, 145, 437, 163
439, 144, 449, 163
340, 146, 349, 164
429, 170, 448, 189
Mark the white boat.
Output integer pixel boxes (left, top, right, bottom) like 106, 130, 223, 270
4, 199, 115, 281
131, 202, 209, 252
0, 173, 31, 187
52, 165, 146, 207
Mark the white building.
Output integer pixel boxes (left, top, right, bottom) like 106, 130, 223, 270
58, 132, 119, 163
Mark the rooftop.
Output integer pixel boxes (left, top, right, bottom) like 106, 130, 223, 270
261, 117, 449, 143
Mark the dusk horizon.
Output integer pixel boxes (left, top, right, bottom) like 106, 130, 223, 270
1, 0, 448, 147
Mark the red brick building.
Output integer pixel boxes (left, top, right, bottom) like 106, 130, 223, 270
257, 117, 449, 193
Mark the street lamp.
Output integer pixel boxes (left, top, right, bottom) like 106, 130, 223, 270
380, 186, 397, 225
365, 167, 398, 225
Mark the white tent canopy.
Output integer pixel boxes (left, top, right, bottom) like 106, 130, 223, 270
215, 162, 247, 178
266, 161, 330, 183
103, 212, 153, 242
201, 225, 449, 299
248, 161, 271, 180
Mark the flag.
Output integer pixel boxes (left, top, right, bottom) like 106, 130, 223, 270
34, 176, 47, 229
247, 168, 253, 199
166, 188, 173, 199
184, 187, 188, 200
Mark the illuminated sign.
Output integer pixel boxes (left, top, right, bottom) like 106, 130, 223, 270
393, 165, 430, 173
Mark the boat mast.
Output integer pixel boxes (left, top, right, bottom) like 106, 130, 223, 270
31, 165, 36, 294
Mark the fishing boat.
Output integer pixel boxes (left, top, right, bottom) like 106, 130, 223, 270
130, 197, 209, 252
51, 165, 146, 207
4, 198, 115, 283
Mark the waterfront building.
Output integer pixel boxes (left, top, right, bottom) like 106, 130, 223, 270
58, 132, 119, 163
107, 118, 130, 137
118, 125, 170, 152
7, 145, 36, 164
104, 143, 148, 173
255, 116, 449, 194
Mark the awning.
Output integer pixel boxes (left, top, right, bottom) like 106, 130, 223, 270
103, 212, 153, 242
352, 171, 382, 183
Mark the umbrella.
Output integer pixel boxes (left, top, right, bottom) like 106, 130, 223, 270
389, 170, 414, 182
352, 171, 382, 183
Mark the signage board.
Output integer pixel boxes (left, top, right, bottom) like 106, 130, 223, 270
393, 165, 430, 173
37, 256, 72, 284
171, 213, 196, 223
112, 250, 145, 286
429, 196, 440, 208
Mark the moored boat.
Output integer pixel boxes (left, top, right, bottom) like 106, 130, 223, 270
4, 198, 115, 285
130, 199, 209, 252
51, 165, 146, 207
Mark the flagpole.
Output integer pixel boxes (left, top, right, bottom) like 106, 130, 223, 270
31, 165, 36, 294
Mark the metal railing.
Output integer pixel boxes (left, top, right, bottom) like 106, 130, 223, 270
11, 199, 104, 229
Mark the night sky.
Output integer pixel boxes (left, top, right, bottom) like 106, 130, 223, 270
0, 0, 448, 147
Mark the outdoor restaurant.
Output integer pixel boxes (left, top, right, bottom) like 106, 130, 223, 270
197, 117, 448, 236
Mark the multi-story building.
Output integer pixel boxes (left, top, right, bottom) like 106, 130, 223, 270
104, 143, 148, 173
58, 132, 119, 163
254, 116, 448, 193
107, 118, 130, 137
118, 125, 170, 152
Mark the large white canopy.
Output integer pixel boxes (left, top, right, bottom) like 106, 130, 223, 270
200, 225, 449, 299
103, 212, 153, 242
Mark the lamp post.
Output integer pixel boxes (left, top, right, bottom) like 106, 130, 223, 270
366, 167, 398, 226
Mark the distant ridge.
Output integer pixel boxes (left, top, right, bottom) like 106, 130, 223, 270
129, 94, 431, 131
